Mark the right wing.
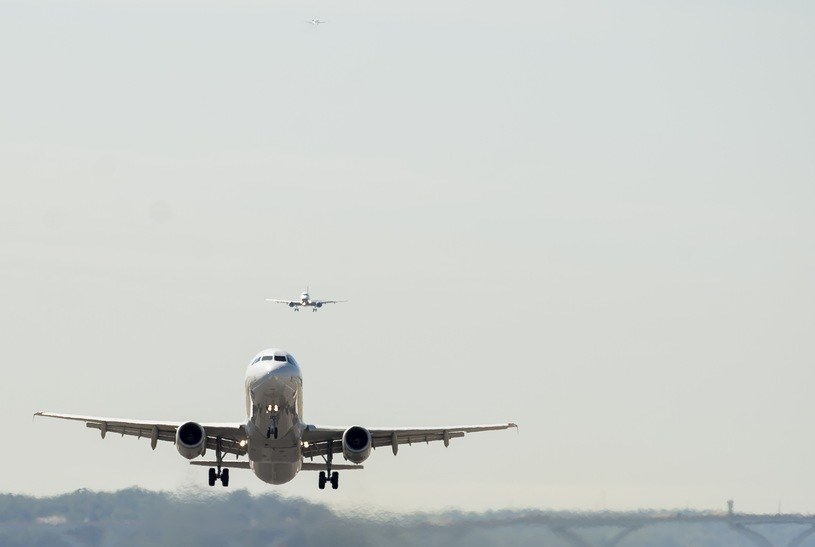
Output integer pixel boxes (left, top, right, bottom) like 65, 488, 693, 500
33, 412, 247, 456
301, 423, 517, 459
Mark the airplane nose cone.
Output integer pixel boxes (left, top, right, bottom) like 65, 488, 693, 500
268, 360, 298, 375
249, 360, 302, 403
251, 361, 300, 388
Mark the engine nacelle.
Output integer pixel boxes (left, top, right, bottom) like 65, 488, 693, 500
175, 421, 206, 460
342, 426, 372, 464
315, 302, 323, 308
288, 302, 296, 308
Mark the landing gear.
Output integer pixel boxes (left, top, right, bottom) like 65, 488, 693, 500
208, 466, 229, 487
208, 437, 229, 487
317, 441, 340, 490
317, 471, 339, 490
267, 407, 279, 439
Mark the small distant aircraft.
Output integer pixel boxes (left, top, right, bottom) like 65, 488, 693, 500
266, 288, 346, 312
307, 19, 327, 26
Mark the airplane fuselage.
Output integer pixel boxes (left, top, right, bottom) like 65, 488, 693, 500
244, 349, 304, 484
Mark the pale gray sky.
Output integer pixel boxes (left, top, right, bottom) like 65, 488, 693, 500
2, 0, 814, 514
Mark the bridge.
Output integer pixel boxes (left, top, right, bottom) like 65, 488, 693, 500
433, 501, 815, 547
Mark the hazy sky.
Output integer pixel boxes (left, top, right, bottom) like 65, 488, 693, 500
2, 0, 814, 514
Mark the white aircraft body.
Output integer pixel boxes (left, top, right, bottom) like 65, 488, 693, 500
35, 348, 516, 490
307, 19, 327, 26
266, 288, 345, 312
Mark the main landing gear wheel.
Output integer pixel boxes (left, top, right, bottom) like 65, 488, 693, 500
208, 467, 229, 487
266, 426, 278, 439
330, 471, 339, 490
318, 471, 327, 490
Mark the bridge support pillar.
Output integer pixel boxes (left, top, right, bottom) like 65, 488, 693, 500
728, 523, 774, 547
551, 526, 591, 547
789, 525, 815, 547
550, 525, 643, 547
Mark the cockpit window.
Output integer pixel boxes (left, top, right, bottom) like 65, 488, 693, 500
254, 354, 292, 364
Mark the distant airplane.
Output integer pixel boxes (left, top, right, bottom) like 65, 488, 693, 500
307, 19, 327, 26
266, 288, 345, 312
35, 348, 516, 490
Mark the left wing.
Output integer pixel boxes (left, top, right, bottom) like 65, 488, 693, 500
266, 299, 300, 307
314, 300, 347, 305
300, 423, 517, 459
33, 412, 247, 456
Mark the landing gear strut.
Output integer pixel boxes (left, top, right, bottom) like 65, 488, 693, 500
208, 437, 229, 487
318, 441, 339, 490
266, 407, 279, 439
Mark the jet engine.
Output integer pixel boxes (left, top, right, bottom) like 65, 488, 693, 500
342, 426, 372, 464
175, 421, 207, 459
288, 302, 296, 308
315, 302, 323, 308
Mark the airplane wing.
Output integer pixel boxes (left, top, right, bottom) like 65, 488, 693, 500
314, 300, 347, 305
300, 423, 517, 459
33, 412, 247, 456
266, 299, 300, 307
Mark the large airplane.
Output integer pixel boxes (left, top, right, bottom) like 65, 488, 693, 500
35, 348, 516, 490
266, 288, 345, 312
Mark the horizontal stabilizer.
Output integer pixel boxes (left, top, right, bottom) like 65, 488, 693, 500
301, 463, 363, 471
189, 461, 251, 469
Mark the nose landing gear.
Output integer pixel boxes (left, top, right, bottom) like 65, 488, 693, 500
266, 406, 279, 439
